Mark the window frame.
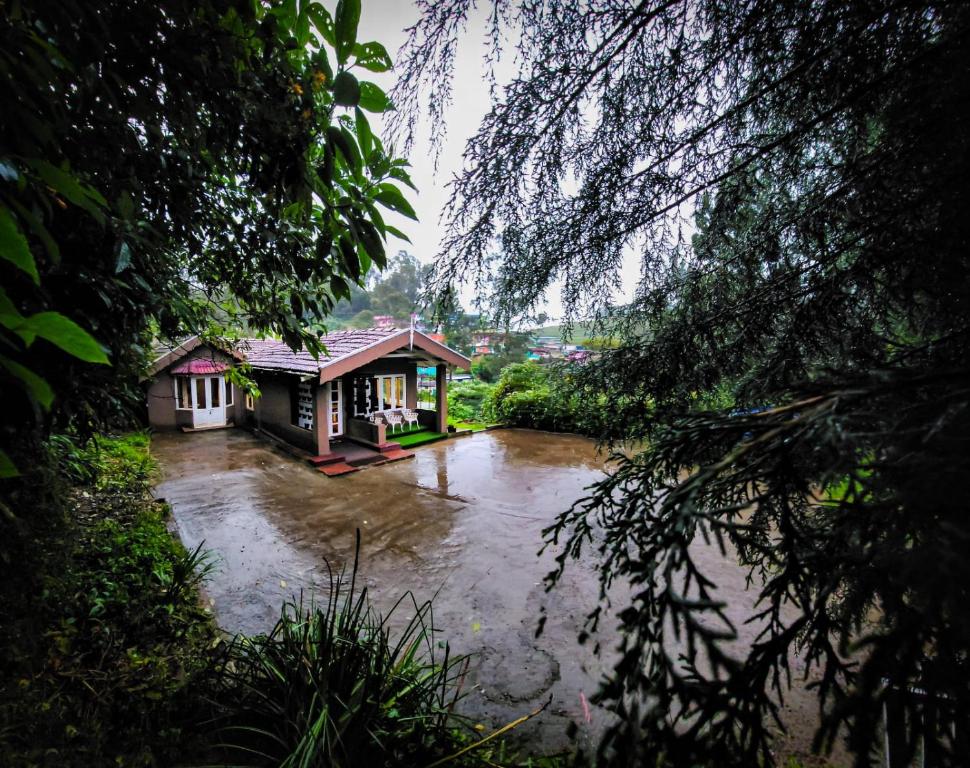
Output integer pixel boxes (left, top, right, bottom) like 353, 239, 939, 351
374, 374, 406, 411
174, 376, 193, 411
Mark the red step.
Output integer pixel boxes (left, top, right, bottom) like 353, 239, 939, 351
317, 462, 359, 477
380, 448, 415, 462
308, 452, 345, 467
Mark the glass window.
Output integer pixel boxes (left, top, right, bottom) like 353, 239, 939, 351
225, 381, 233, 406
195, 378, 206, 410
382, 377, 392, 409
375, 374, 406, 410
245, 392, 255, 411
176, 377, 191, 409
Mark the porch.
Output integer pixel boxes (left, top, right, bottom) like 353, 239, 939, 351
241, 327, 470, 472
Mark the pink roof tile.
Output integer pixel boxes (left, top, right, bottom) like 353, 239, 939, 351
170, 358, 231, 375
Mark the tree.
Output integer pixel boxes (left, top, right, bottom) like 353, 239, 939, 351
395, 2, 970, 766
332, 250, 425, 325
1, 0, 413, 556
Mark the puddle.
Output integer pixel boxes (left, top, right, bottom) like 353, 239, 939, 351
153, 428, 841, 762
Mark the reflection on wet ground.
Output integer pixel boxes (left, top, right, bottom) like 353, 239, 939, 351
153, 427, 835, 760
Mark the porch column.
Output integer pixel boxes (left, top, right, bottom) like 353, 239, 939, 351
314, 381, 331, 456
435, 364, 448, 433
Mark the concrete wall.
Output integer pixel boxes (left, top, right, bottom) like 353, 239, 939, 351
146, 346, 243, 429
251, 371, 316, 453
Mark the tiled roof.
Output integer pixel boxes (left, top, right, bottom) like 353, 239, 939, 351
241, 327, 403, 374
170, 359, 230, 375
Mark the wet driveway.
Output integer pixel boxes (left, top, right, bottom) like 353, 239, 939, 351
152, 427, 835, 761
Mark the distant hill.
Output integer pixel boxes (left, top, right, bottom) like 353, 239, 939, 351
530, 322, 594, 342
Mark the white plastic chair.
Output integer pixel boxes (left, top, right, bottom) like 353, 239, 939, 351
402, 408, 420, 430
384, 410, 403, 433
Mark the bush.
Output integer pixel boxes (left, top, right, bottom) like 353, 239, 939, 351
214, 538, 471, 767
0, 433, 219, 766
448, 379, 495, 422
480, 361, 614, 436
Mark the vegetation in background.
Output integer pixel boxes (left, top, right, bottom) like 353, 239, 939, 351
469, 332, 533, 383
529, 324, 593, 344
330, 250, 425, 328
397, 1, 970, 765
447, 380, 495, 423
480, 363, 611, 437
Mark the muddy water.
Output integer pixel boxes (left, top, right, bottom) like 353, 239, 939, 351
153, 428, 837, 762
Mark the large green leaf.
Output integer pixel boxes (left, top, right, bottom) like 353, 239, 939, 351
334, 0, 360, 65
20, 312, 110, 364
0, 206, 39, 284
385, 225, 412, 244
355, 217, 385, 271
0, 449, 17, 479
374, 184, 417, 221
332, 71, 360, 107
7, 198, 59, 263
358, 81, 392, 114
353, 41, 392, 72
0, 287, 24, 329
355, 107, 373, 161
307, 4, 336, 46
326, 126, 361, 173
0, 354, 55, 410
26, 160, 106, 224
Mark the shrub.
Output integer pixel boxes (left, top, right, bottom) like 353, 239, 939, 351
0, 432, 219, 766
448, 379, 495, 422
214, 538, 471, 767
481, 362, 574, 431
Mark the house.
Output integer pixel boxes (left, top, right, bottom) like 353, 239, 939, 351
144, 327, 471, 469
146, 337, 248, 430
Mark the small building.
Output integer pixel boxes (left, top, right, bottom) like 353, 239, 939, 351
146, 338, 248, 430
144, 327, 470, 466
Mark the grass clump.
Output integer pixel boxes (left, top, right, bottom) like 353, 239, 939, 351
213, 536, 472, 767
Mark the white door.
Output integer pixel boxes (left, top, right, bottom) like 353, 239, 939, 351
193, 375, 226, 427
329, 378, 343, 437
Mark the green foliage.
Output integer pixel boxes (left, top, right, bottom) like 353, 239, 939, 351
0, 433, 219, 766
447, 379, 495, 422
402, 2, 970, 765
333, 250, 428, 326
470, 332, 533, 382
481, 362, 610, 436
214, 536, 471, 767
0, 0, 414, 498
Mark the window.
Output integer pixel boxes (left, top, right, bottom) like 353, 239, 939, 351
375, 374, 406, 410
210, 377, 221, 407
225, 382, 233, 406
194, 378, 206, 410
175, 377, 192, 409
245, 392, 255, 411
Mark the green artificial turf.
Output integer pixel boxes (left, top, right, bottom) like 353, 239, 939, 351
394, 430, 448, 448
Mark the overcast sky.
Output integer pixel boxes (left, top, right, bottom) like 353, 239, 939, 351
355, 0, 640, 322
